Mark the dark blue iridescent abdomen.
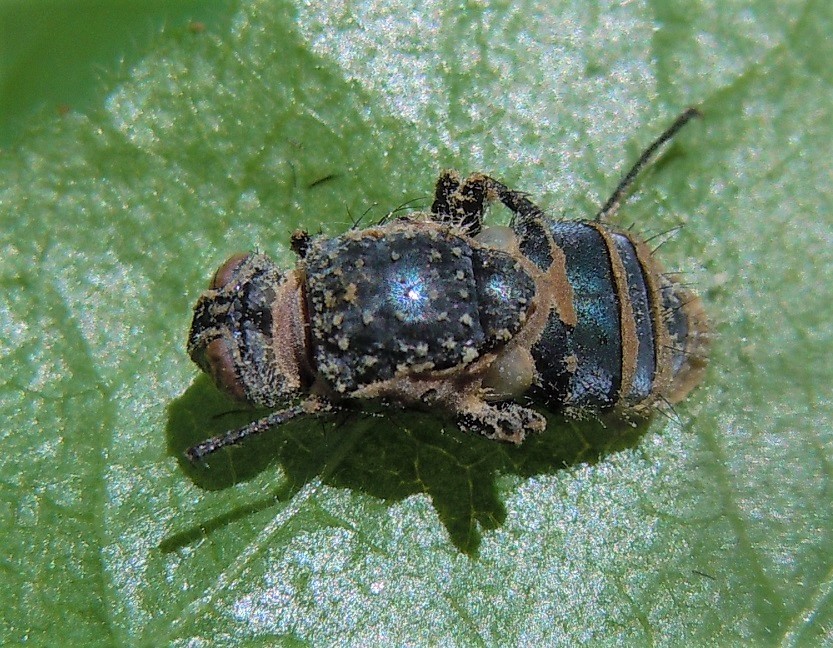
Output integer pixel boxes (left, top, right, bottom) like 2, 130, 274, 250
512, 216, 693, 415
520, 222, 622, 410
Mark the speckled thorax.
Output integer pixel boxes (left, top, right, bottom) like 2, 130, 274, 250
303, 220, 535, 395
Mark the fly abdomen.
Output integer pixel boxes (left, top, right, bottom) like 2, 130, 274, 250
517, 217, 704, 415
527, 221, 623, 411
609, 232, 657, 406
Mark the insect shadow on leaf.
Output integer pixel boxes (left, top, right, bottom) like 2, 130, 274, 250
165, 375, 650, 555
167, 109, 707, 555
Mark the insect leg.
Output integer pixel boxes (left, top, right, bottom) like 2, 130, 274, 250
595, 107, 701, 222
430, 169, 489, 235
456, 399, 547, 444
483, 176, 548, 222
290, 229, 311, 258
185, 397, 330, 462
432, 170, 550, 234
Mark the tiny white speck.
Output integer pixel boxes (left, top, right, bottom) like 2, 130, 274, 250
462, 347, 479, 364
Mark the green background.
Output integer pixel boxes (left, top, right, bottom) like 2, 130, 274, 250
2, 0, 832, 645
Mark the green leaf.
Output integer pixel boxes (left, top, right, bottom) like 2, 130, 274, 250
2, 0, 833, 644
0, 0, 234, 148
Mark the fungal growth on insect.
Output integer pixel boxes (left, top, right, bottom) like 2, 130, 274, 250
185, 109, 709, 462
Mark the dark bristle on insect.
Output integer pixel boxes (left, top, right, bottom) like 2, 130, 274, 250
184, 110, 709, 463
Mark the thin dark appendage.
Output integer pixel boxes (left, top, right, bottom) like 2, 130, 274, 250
290, 230, 311, 258
307, 173, 339, 190
643, 224, 684, 244
489, 181, 547, 221
431, 170, 462, 218
431, 170, 487, 235
186, 403, 308, 463
378, 196, 431, 226
350, 202, 380, 230
655, 393, 683, 426
662, 343, 696, 357
596, 107, 701, 222
388, 196, 432, 219
692, 570, 717, 581
432, 169, 550, 234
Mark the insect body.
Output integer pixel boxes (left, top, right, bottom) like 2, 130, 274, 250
186, 110, 709, 461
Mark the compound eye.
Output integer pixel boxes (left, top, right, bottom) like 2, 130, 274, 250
210, 252, 251, 290
200, 337, 247, 401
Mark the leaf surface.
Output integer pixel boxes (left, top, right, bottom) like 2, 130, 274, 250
2, 0, 832, 645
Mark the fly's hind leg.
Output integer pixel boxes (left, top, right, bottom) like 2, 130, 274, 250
431, 170, 548, 236
431, 170, 488, 236
456, 399, 546, 444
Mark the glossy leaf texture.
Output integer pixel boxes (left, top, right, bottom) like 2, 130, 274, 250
1, 0, 832, 645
